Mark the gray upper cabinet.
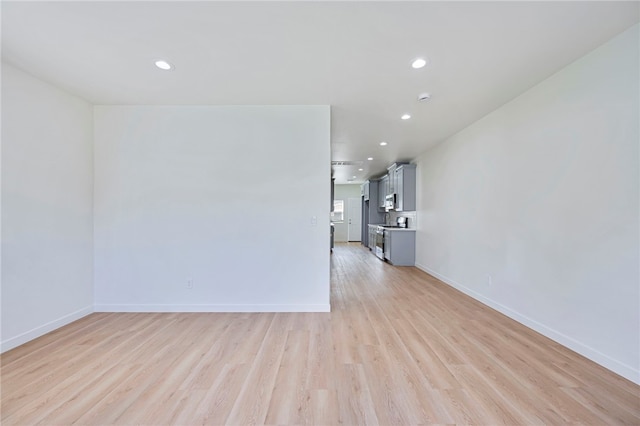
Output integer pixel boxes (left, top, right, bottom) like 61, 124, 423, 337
370, 163, 416, 212
361, 181, 370, 201
378, 175, 388, 210
394, 164, 416, 211
386, 164, 397, 195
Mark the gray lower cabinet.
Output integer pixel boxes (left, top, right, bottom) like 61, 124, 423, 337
384, 230, 416, 266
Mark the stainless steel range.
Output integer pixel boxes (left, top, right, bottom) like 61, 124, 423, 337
374, 226, 385, 259
374, 217, 409, 260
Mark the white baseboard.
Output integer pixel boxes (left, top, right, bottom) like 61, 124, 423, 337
1, 306, 93, 353
1, 303, 330, 352
415, 262, 640, 385
94, 304, 331, 313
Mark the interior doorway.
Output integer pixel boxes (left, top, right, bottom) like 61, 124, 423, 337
347, 197, 362, 242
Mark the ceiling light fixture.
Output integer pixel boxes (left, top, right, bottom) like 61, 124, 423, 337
411, 58, 427, 69
358, 168, 363, 171
380, 141, 388, 146
401, 114, 411, 120
367, 157, 373, 161
154, 60, 174, 70
418, 93, 431, 102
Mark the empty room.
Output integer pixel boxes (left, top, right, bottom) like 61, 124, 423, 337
1, 1, 639, 424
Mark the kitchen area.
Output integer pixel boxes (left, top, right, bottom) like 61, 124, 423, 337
361, 163, 417, 266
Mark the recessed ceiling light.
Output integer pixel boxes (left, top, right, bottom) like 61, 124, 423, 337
367, 157, 373, 161
380, 141, 388, 146
401, 114, 411, 120
154, 60, 173, 70
411, 58, 428, 69
358, 168, 363, 171
418, 93, 431, 101
352, 175, 357, 179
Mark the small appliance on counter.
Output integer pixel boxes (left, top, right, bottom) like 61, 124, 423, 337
381, 216, 408, 228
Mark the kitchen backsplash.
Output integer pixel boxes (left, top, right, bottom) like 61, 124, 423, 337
388, 211, 417, 229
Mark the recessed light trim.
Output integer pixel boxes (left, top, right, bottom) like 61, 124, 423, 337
380, 141, 388, 146
155, 60, 174, 70
418, 93, 431, 101
412, 58, 428, 69
358, 168, 363, 171
401, 114, 411, 120
367, 157, 373, 161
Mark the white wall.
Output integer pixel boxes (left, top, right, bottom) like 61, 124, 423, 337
93, 105, 330, 312
414, 25, 639, 383
333, 184, 361, 242
1, 63, 94, 351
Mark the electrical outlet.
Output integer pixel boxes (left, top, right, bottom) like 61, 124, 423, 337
187, 279, 193, 290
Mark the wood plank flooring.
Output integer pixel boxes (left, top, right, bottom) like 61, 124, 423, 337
2, 242, 639, 424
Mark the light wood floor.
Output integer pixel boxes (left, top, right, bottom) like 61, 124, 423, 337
2, 243, 639, 425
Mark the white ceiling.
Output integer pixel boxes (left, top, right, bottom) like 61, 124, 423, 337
2, 1, 638, 184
